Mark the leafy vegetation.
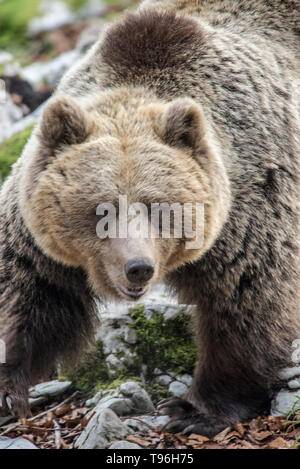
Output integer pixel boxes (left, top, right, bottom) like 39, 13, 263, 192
0, 0, 40, 50
0, 124, 34, 181
130, 305, 197, 377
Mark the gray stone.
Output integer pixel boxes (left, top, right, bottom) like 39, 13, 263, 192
124, 415, 170, 432
75, 408, 132, 449
105, 354, 125, 375
29, 380, 71, 398
97, 397, 133, 416
178, 374, 193, 387
123, 418, 150, 432
0, 436, 37, 449
108, 440, 142, 450
124, 327, 137, 344
0, 102, 46, 144
78, 0, 107, 21
21, 50, 80, 88
0, 52, 13, 65
169, 381, 188, 397
119, 381, 155, 413
28, 1, 75, 36
156, 374, 172, 386
271, 390, 300, 416
278, 366, 300, 381
138, 414, 170, 431
29, 396, 48, 408
288, 378, 300, 390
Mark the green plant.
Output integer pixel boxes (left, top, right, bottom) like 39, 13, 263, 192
0, 124, 35, 181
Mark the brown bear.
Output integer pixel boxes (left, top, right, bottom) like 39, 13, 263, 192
0, 0, 299, 436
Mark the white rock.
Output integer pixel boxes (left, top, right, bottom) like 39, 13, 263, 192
0, 436, 37, 450
78, 0, 107, 20
124, 327, 137, 344
21, 50, 80, 88
28, 0, 75, 36
271, 390, 300, 416
0, 95, 28, 143
75, 408, 132, 449
108, 440, 142, 450
96, 397, 133, 416
86, 389, 115, 408
169, 381, 188, 397
0, 52, 13, 65
3, 62, 22, 77
119, 381, 155, 413
288, 378, 300, 390
178, 374, 193, 387
156, 374, 172, 386
29, 396, 48, 408
29, 380, 71, 398
124, 415, 170, 432
278, 366, 300, 381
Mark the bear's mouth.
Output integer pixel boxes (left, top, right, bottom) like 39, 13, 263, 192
118, 284, 148, 299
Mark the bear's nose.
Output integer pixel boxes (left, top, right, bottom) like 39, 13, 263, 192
125, 258, 154, 284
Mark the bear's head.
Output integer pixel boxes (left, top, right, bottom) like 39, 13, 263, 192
19, 87, 230, 301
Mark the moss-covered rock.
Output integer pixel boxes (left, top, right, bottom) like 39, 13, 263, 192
66, 340, 110, 392
66, 302, 197, 404
0, 124, 34, 181
129, 305, 197, 377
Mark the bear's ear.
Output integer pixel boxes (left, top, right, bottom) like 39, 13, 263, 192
39, 96, 92, 148
159, 98, 205, 149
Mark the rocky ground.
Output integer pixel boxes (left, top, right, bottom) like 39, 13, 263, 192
0, 0, 299, 451
0, 285, 299, 449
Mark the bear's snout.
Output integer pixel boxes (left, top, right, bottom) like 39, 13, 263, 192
125, 258, 154, 285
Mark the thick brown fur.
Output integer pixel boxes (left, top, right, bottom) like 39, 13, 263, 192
0, 0, 299, 436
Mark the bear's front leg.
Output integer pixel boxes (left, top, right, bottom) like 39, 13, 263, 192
157, 396, 233, 436
0, 321, 31, 417
157, 380, 270, 437
0, 364, 30, 417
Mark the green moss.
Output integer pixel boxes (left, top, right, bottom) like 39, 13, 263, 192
0, 124, 35, 181
66, 339, 142, 394
145, 383, 172, 406
0, 0, 40, 49
67, 340, 110, 392
65, 0, 87, 11
130, 305, 197, 377
94, 377, 141, 393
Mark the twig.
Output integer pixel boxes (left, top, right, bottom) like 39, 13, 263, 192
53, 419, 61, 450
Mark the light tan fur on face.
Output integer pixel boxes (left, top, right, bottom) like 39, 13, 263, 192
19, 87, 230, 300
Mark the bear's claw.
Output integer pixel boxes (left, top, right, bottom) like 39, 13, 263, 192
157, 396, 229, 437
0, 391, 29, 418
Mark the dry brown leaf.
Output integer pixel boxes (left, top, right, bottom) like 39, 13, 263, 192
188, 433, 210, 443
213, 427, 232, 442
54, 403, 72, 417
233, 422, 246, 437
266, 437, 291, 449
251, 430, 273, 442
126, 435, 152, 447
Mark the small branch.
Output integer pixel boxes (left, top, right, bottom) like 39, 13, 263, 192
53, 420, 61, 450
